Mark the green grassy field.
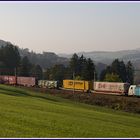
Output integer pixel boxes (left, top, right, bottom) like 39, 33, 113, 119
0, 84, 140, 137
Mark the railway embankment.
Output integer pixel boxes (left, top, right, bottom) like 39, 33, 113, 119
21, 86, 140, 114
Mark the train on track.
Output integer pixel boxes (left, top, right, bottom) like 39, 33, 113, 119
0, 75, 140, 97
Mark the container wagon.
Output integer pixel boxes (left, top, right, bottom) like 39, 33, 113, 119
17, 76, 35, 87
38, 80, 58, 89
0, 75, 16, 85
63, 80, 92, 92
93, 82, 130, 95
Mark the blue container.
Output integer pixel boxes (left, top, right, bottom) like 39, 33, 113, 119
135, 87, 140, 96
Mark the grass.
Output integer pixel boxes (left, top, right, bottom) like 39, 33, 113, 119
0, 84, 140, 137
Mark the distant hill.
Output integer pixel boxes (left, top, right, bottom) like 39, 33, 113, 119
59, 49, 140, 81
1, 39, 140, 74
58, 49, 140, 69
0, 39, 11, 47
18, 48, 69, 70
0, 39, 69, 70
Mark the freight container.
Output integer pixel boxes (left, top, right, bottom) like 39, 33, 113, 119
0, 75, 5, 84
45, 80, 58, 89
38, 80, 58, 89
63, 80, 92, 92
93, 82, 130, 95
38, 80, 46, 88
0, 75, 16, 85
17, 77, 35, 87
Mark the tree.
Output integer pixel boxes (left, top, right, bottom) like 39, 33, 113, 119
0, 43, 20, 75
69, 54, 96, 80
126, 61, 134, 84
119, 61, 127, 82
75, 75, 82, 80
100, 66, 111, 81
43, 68, 51, 80
69, 53, 79, 76
80, 56, 88, 80
111, 59, 127, 82
104, 73, 122, 82
44, 64, 66, 86
30, 64, 43, 80
111, 59, 120, 75
100, 69, 107, 81
17, 56, 32, 76
81, 58, 95, 80
100, 59, 134, 83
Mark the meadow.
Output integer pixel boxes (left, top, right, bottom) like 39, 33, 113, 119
0, 84, 140, 137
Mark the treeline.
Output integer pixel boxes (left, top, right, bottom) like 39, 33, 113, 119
0, 44, 43, 80
45, 53, 134, 85
0, 43, 134, 85
44, 53, 96, 84
100, 59, 134, 84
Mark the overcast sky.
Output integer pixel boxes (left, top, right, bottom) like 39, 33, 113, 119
0, 1, 140, 54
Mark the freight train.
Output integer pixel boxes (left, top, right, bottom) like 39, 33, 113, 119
0, 75, 140, 97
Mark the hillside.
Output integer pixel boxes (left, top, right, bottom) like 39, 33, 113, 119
0, 84, 140, 137
59, 49, 140, 68
18, 48, 69, 69
0, 39, 12, 47
59, 49, 140, 81
1, 39, 140, 73
0, 39, 69, 69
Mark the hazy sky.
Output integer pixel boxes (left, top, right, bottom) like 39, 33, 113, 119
0, 1, 140, 54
